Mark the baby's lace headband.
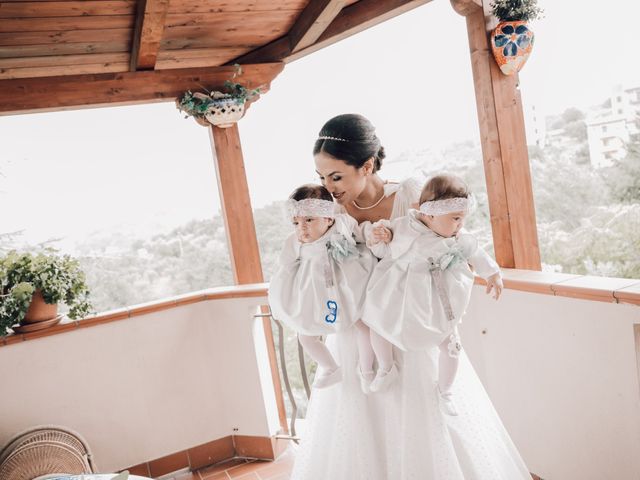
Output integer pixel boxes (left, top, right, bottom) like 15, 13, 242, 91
419, 194, 477, 216
285, 198, 338, 218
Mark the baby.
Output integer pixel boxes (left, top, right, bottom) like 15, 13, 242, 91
363, 174, 503, 414
268, 184, 377, 389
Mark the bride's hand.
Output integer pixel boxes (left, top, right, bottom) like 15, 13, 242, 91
486, 273, 503, 300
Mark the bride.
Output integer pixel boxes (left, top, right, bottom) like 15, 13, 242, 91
289, 113, 532, 480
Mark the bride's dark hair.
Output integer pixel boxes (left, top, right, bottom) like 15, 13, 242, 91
313, 113, 386, 173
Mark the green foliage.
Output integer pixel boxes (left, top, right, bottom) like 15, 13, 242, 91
490, 0, 544, 22
0, 250, 93, 335
74, 218, 233, 313
602, 138, 640, 204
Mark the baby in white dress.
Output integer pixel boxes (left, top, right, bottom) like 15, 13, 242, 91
363, 174, 503, 414
269, 184, 377, 389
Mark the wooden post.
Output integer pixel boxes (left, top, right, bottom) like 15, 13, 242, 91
209, 123, 289, 434
457, 0, 541, 270
210, 124, 263, 285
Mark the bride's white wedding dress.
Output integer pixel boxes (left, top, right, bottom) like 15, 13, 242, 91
289, 179, 531, 480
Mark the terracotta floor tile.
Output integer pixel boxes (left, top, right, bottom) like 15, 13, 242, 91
196, 472, 226, 480
226, 460, 268, 478
259, 475, 289, 480
252, 461, 292, 479
199, 458, 247, 477
172, 473, 201, 480
231, 473, 260, 480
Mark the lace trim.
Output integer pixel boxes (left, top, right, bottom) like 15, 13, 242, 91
285, 198, 337, 218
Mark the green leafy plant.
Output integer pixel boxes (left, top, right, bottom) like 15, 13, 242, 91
176, 64, 262, 122
0, 250, 93, 335
490, 0, 544, 22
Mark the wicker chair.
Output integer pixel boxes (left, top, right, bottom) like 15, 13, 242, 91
0, 426, 96, 480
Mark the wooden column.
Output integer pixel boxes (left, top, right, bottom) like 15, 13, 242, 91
209, 123, 288, 434
455, 0, 541, 270
210, 124, 263, 285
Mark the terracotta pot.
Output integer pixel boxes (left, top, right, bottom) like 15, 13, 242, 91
23, 289, 58, 324
490, 20, 535, 75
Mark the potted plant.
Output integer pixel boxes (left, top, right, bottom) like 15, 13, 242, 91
489, 0, 543, 75
176, 64, 262, 128
0, 250, 93, 336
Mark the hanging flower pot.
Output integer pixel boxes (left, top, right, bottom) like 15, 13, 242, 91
491, 21, 535, 75
175, 64, 262, 128
204, 97, 246, 128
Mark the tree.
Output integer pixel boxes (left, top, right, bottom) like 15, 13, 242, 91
603, 136, 640, 204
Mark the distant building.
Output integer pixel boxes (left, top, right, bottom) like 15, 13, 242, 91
586, 85, 640, 168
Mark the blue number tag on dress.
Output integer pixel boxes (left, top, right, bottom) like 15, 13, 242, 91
325, 300, 338, 323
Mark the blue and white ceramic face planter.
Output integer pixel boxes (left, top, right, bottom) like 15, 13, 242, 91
490, 20, 535, 75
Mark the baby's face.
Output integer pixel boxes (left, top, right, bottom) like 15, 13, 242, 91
293, 216, 334, 243
421, 211, 467, 238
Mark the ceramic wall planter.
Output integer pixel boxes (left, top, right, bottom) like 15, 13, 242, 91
490, 20, 535, 75
204, 98, 246, 128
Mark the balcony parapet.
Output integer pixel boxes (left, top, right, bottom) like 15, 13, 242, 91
3, 269, 639, 348
475, 269, 640, 306
1, 283, 268, 347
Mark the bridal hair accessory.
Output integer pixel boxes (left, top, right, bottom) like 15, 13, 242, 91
285, 198, 337, 218
419, 194, 477, 216
318, 135, 348, 142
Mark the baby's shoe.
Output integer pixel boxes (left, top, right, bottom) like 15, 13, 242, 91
313, 366, 343, 389
356, 365, 375, 394
437, 385, 458, 416
369, 364, 399, 393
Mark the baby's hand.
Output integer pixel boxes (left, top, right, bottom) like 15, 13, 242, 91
371, 225, 393, 244
485, 273, 503, 300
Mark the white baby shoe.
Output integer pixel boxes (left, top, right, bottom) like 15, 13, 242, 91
437, 385, 459, 416
356, 365, 375, 394
369, 364, 399, 393
313, 366, 343, 389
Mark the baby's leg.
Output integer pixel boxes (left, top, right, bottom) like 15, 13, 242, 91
299, 334, 342, 389
437, 333, 462, 416
369, 329, 394, 372
354, 320, 375, 374
298, 334, 338, 371
368, 328, 398, 393
438, 338, 460, 394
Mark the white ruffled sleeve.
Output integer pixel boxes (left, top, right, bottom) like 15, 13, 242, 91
388, 177, 423, 219
277, 233, 300, 266
468, 245, 501, 279
334, 213, 358, 242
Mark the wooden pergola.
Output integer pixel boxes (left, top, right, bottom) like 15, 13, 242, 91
0, 0, 541, 431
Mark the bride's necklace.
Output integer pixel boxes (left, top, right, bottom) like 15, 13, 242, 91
352, 187, 386, 210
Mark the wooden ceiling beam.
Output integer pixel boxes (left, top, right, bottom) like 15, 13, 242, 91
130, 0, 170, 70
289, 0, 347, 53
450, 0, 482, 17
231, 0, 432, 64
0, 62, 285, 115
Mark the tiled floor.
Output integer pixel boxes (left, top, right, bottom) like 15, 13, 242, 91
164, 448, 294, 480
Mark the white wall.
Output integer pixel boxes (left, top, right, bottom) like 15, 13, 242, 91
461, 286, 640, 480
0, 295, 279, 472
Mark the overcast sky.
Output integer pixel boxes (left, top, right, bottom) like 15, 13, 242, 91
1, 0, 639, 247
